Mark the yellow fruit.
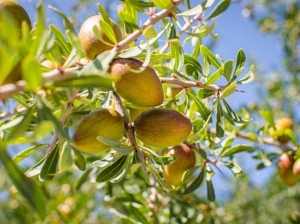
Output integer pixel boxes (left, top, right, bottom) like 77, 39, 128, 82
72, 108, 124, 154
79, 15, 122, 59
270, 118, 294, 143
109, 58, 164, 107
163, 145, 196, 187
0, 0, 31, 30
166, 85, 183, 98
278, 153, 298, 186
127, 107, 150, 122
134, 108, 192, 148
293, 158, 300, 176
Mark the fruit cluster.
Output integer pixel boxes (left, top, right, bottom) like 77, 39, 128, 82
278, 153, 300, 186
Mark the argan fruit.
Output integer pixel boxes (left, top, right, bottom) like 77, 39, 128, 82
0, 0, 32, 30
270, 118, 294, 143
109, 58, 164, 107
278, 153, 298, 186
163, 145, 196, 187
293, 158, 300, 176
166, 85, 183, 98
79, 15, 122, 59
134, 108, 192, 148
72, 108, 124, 154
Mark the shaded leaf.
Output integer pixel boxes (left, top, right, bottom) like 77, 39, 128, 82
72, 148, 86, 171
221, 144, 254, 158
40, 144, 59, 180
0, 142, 47, 219
180, 165, 206, 195
74, 168, 93, 190
96, 155, 128, 182
188, 92, 211, 121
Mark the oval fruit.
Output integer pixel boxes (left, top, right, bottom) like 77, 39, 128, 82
134, 108, 192, 148
72, 108, 124, 154
278, 153, 298, 186
0, 0, 32, 30
270, 118, 294, 143
109, 58, 164, 107
163, 145, 196, 187
79, 15, 122, 59
293, 158, 300, 176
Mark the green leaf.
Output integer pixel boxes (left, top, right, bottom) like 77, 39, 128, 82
170, 39, 184, 71
216, 100, 225, 138
100, 20, 117, 43
96, 155, 128, 182
59, 141, 73, 172
7, 105, 35, 142
176, 4, 203, 16
205, 0, 231, 20
54, 75, 113, 89
184, 54, 203, 75
149, 165, 174, 190
22, 56, 43, 91
181, 166, 206, 195
153, 0, 172, 9
231, 49, 246, 82
129, 204, 148, 224
72, 148, 86, 171
259, 110, 275, 126
74, 168, 93, 190
222, 161, 243, 177
205, 66, 224, 85
40, 144, 59, 180
200, 45, 221, 68
188, 92, 211, 121
12, 144, 47, 164
221, 144, 254, 158
219, 82, 237, 100
198, 89, 215, 99
50, 24, 72, 54
49, 6, 77, 35
97, 3, 111, 25
222, 100, 249, 125
237, 64, 255, 84
223, 60, 233, 81
0, 142, 47, 219
206, 179, 215, 201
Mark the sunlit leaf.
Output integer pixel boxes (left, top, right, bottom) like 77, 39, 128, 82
205, 0, 231, 20
221, 144, 254, 158
180, 165, 205, 195
200, 45, 221, 68
72, 148, 86, 171
176, 4, 203, 16
74, 168, 93, 190
219, 82, 237, 100
12, 144, 47, 164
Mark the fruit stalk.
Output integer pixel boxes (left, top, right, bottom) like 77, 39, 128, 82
111, 91, 147, 174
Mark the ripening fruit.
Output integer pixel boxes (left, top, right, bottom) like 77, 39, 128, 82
109, 58, 164, 107
278, 153, 298, 187
166, 85, 183, 98
293, 158, 300, 176
79, 15, 122, 59
0, 0, 32, 30
270, 118, 294, 143
134, 108, 192, 148
163, 145, 196, 187
72, 108, 124, 154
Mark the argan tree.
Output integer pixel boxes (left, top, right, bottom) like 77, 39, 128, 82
0, 0, 299, 223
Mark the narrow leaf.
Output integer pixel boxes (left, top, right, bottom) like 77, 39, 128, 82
72, 148, 86, 171
188, 92, 211, 121
221, 144, 254, 158
12, 144, 47, 163
206, 0, 231, 20
0, 142, 47, 219
181, 166, 205, 195
40, 144, 59, 180
219, 82, 237, 100
200, 45, 221, 68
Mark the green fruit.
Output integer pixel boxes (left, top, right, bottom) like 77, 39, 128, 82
270, 118, 294, 143
163, 145, 196, 187
0, 0, 32, 30
72, 108, 124, 154
79, 15, 122, 59
134, 108, 192, 148
278, 153, 298, 186
109, 58, 164, 107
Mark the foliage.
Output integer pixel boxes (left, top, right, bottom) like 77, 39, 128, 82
0, 0, 299, 223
